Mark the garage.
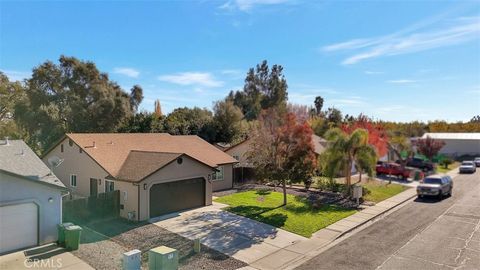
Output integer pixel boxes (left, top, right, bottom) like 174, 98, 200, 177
149, 178, 205, 218
0, 203, 38, 254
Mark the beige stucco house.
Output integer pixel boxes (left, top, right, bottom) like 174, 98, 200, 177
42, 133, 237, 221
224, 134, 327, 183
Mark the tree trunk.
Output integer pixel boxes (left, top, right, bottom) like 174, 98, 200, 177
282, 179, 287, 206
345, 164, 352, 196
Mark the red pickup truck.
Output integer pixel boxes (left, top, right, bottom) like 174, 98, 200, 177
376, 162, 411, 179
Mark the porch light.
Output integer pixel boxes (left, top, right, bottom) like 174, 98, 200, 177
143, 183, 147, 190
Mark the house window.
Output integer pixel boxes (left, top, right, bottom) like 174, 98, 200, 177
105, 180, 115, 193
61, 144, 64, 153
70, 174, 77, 187
213, 166, 224, 181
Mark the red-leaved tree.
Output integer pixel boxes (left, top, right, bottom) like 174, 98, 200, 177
342, 115, 389, 158
416, 136, 445, 161
247, 109, 317, 205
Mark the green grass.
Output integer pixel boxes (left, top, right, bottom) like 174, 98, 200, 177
361, 182, 409, 203
435, 162, 460, 174
215, 190, 356, 237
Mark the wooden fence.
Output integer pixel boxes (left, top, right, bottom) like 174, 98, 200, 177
63, 190, 120, 223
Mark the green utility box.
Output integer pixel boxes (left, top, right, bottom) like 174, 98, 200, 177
64, 225, 82, 251
57, 222, 74, 247
148, 246, 178, 270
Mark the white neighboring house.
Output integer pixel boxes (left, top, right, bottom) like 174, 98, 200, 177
0, 139, 67, 254
420, 133, 480, 157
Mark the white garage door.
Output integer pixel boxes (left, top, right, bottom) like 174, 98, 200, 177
0, 203, 38, 254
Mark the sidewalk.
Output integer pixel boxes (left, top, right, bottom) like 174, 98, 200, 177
0, 243, 94, 270
246, 188, 417, 270
245, 168, 461, 270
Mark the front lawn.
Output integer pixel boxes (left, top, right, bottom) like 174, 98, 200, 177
215, 190, 356, 238
361, 182, 408, 203
435, 161, 460, 174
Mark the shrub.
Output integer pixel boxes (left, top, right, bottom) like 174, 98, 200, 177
314, 176, 341, 192
439, 158, 453, 169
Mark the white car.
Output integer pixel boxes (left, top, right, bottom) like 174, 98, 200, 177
459, 161, 476, 174
474, 157, 480, 167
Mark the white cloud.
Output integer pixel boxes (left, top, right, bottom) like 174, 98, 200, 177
219, 0, 291, 11
322, 16, 480, 65
113, 67, 140, 78
1, 70, 30, 81
330, 97, 366, 107
387, 79, 417, 84
158, 72, 224, 87
364, 70, 385, 75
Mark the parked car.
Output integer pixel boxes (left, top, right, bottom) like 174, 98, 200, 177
459, 161, 476, 174
474, 157, 480, 167
401, 158, 434, 172
376, 162, 411, 179
417, 175, 453, 199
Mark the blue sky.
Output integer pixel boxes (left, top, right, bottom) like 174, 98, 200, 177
1, 0, 479, 122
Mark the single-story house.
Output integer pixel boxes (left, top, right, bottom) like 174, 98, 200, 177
42, 133, 238, 221
224, 134, 327, 182
419, 133, 480, 157
0, 139, 66, 254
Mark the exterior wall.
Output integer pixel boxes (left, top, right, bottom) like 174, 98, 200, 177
0, 172, 63, 245
438, 139, 480, 156
139, 156, 215, 221
212, 164, 233, 191
225, 140, 253, 168
43, 138, 109, 198
114, 180, 139, 220
42, 138, 137, 220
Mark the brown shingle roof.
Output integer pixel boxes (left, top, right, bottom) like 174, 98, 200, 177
66, 133, 238, 179
115, 151, 183, 182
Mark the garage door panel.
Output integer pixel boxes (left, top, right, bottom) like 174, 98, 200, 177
150, 178, 205, 218
0, 203, 38, 254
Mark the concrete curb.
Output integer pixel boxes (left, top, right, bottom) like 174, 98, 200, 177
334, 191, 417, 240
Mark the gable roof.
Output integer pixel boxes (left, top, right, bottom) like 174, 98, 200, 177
311, 134, 327, 155
115, 151, 204, 182
0, 139, 65, 189
61, 133, 237, 180
225, 134, 327, 155
422, 133, 480, 140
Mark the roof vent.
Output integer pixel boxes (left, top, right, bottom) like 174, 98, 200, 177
93, 141, 96, 148
107, 140, 114, 145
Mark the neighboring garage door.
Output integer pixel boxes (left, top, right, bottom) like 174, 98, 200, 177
150, 178, 205, 218
0, 203, 38, 254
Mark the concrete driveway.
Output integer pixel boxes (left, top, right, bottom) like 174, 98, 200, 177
150, 202, 307, 264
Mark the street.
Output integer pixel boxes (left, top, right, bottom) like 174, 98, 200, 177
296, 171, 480, 270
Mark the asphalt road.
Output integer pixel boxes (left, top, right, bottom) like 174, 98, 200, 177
296, 170, 480, 270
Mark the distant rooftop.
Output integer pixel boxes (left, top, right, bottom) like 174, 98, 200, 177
421, 133, 480, 140
0, 139, 65, 189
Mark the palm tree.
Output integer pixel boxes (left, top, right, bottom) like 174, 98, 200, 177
323, 128, 377, 195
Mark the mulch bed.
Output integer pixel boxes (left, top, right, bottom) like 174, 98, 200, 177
72, 220, 246, 270
214, 183, 358, 209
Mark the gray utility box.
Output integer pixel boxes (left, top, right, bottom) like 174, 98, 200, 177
148, 246, 178, 270
123, 249, 141, 270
